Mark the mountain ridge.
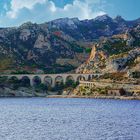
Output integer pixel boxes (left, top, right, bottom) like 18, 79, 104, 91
0, 15, 140, 74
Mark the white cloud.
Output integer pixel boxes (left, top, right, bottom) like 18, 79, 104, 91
49, 1, 56, 12
0, 0, 106, 27
7, 0, 46, 18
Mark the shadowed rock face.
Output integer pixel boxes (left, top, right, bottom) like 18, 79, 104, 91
0, 15, 140, 74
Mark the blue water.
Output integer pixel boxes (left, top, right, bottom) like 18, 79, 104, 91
0, 98, 139, 140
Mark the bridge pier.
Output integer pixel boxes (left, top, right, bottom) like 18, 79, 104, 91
1, 73, 102, 88
30, 79, 34, 87
40, 76, 45, 85
52, 79, 55, 88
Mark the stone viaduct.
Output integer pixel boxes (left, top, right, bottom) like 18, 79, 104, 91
1, 73, 101, 87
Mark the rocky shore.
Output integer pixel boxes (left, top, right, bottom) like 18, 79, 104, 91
0, 87, 47, 97
47, 95, 140, 100
0, 85, 140, 100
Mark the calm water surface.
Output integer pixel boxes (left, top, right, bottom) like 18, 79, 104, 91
0, 98, 140, 140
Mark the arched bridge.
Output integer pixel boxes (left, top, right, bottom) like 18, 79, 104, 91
1, 73, 101, 87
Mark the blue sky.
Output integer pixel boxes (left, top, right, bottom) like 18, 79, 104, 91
0, 0, 140, 27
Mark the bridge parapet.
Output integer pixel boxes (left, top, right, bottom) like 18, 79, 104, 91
0, 73, 102, 87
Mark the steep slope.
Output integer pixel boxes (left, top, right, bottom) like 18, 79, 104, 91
0, 22, 87, 74
76, 25, 140, 73
0, 15, 140, 74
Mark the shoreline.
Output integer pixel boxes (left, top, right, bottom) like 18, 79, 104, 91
0, 87, 140, 100
47, 95, 140, 100
0, 95, 140, 100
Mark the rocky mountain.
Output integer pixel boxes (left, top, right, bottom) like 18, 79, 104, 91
76, 25, 140, 73
47, 15, 140, 41
0, 15, 140, 74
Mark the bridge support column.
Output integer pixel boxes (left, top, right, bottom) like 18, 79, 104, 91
40, 76, 45, 85
52, 79, 55, 88
63, 77, 67, 85
30, 78, 34, 87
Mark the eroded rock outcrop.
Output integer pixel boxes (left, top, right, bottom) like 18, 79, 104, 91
34, 34, 51, 50
19, 29, 31, 41
76, 44, 107, 73
76, 26, 140, 74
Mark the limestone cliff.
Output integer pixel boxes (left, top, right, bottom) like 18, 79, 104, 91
76, 26, 140, 73
76, 44, 107, 73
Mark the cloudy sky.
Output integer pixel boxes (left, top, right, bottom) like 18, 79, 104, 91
0, 0, 140, 27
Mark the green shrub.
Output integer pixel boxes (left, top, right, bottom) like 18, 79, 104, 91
85, 48, 92, 53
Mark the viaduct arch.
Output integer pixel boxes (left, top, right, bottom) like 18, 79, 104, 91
1, 73, 101, 87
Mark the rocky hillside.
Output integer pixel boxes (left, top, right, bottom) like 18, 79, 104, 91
0, 22, 87, 74
0, 15, 140, 74
76, 25, 140, 73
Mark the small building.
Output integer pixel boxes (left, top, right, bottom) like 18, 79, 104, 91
108, 88, 126, 96
79, 80, 95, 88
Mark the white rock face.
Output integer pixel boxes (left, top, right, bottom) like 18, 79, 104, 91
94, 15, 110, 22
76, 45, 107, 73
19, 29, 31, 41
49, 17, 79, 29
106, 48, 140, 72
34, 34, 51, 49
67, 19, 78, 28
